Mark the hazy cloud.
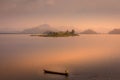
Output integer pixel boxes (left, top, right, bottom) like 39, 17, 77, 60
0, 0, 120, 16
0, 0, 120, 32
45, 0, 55, 6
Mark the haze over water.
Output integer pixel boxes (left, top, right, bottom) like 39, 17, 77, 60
0, 0, 120, 80
0, 34, 120, 80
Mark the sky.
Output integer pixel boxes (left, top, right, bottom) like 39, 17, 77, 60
0, 0, 120, 32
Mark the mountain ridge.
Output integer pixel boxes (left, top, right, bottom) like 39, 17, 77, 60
21, 24, 57, 34
80, 29, 98, 34
109, 29, 120, 34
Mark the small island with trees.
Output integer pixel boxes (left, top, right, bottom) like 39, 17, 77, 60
31, 29, 79, 37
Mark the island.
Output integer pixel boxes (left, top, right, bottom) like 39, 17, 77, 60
31, 29, 79, 37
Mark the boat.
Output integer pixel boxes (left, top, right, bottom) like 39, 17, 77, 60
43, 69, 69, 76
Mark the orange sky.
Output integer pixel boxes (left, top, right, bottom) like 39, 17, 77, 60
0, 0, 120, 33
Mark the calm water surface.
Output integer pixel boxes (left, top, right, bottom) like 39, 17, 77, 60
0, 34, 120, 80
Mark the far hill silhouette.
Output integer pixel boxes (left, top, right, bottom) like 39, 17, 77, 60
21, 24, 57, 34
109, 29, 120, 34
80, 29, 97, 34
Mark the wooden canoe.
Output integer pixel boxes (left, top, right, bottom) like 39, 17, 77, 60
43, 69, 69, 76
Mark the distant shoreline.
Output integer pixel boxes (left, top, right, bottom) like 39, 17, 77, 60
1, 33, 120, 35
30, 34, 79, 37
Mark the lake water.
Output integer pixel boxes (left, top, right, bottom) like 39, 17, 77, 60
0, 34, 120, 80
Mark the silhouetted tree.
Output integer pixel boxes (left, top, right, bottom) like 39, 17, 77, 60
65, 30, 69, 35
71, 29, 75, 34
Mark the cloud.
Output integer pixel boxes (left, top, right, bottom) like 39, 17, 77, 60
0, 0, 120, 31
0, 0, 120, 16
45, 0, 55, 6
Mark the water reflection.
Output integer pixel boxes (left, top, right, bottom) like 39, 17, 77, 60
0, 34, 120, 80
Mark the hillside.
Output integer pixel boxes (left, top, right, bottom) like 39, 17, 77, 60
80, 29, 97, 34
109, 29, 120, 34
21, 24, 57, 34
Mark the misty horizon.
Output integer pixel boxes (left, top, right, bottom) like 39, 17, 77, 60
0, 0, 120, 33
1, 1, 120, 80
1, 24, 120, 34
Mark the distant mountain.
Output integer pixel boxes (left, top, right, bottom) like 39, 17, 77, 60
80, 29, 97, 34
109, 29, 120, 34
21, 24, 57, 34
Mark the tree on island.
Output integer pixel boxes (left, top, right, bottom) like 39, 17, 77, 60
31, 29, 78, 37
65, 30, 69, 35
42, 29, 78, 37
71, 29, 75, 35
